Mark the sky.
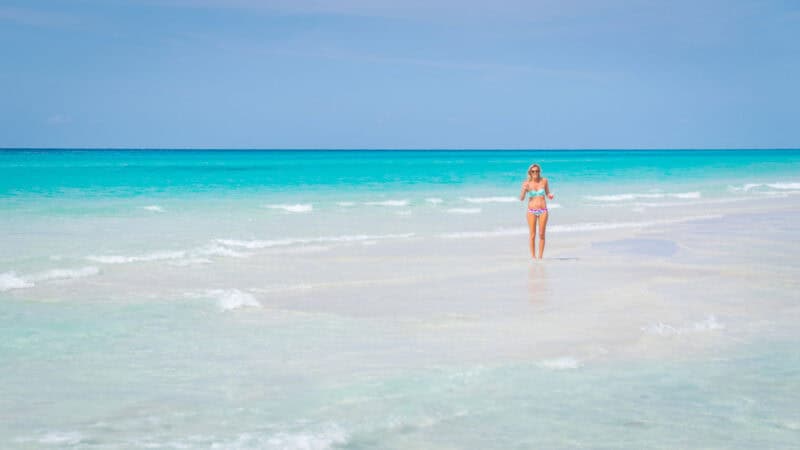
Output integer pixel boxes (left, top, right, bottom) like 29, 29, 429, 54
1, 0, 799, 149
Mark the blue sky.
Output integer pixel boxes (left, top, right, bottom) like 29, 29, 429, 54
1, 0, 798, 148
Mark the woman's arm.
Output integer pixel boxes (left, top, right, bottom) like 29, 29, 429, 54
545, 179, 554, 200
519, 182, 528, 201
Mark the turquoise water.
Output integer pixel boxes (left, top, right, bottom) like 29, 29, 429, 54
2, 149, 799, 448
2, 149, 799, 196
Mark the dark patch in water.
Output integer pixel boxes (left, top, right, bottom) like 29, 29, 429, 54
592, 239, 678, 257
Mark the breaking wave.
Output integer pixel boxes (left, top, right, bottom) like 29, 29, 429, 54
538, 357, 582, 370
446, 208, 482, 214
641, 315, 724, 336
0, 267, 100, 291
462, 196, 517, 203
216, 233, 415, 249
363, 200, 409, 207
585, 192, 701, 202
265, 204, 313, 213
439, 215, 722, 239
0, 272, 34, 292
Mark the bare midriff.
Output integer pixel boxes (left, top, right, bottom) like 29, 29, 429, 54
527, 183, 547, 210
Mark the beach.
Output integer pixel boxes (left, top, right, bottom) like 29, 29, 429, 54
1, 149, 799, 448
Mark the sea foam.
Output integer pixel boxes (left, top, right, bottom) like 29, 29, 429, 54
538, 357, 582, 370
87, 250, 186, 264
440, 228, 525, 239
0, 272, 34, 291
263, 425, 349, 450
29, 266, 100, 282
0, 267, 100, 291
204, 425, 349, 449
462, 196, 517, 203
142, 205, 165, 212
446, 208, 482, 214
216, 233, 415, 249
729, 182, 800, 192
266, 204, 313, 213
363, 200, 409, 207
439, 214, 723, 239
204, 289, 261, 311
767, 182, 800, 190
195, 244, 250, 258
585, 192, 700, 202
641, 315, 724, 336
87, 241, 252, 265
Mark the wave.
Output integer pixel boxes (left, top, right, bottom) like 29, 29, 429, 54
425, 198, 443, 204
439, 214, 722, 239
195, 243, 250, 258
641, 315, 724, 336
363, 200, 409, 207
216, 233, 415, 249
634, 197, 745, 208
440, 228, 524, 239
446, 208, 482, 214
251, 284, 313, 294
729, 182, 800, 192
142, 205, 164, 212
260, 426, 349, 450
336, 201, 356, 207
1, 267, 100, 291
162, 243, 249, 266
0, 272, 34, 292
538, 357, 582, 370
14, 431, 85, 446
268, 245, 332, 254
672, 192, 701, 199
168, 257, 213, 266
29, 266, 99, 282
87, 250, 186, 264
549, 215, 721, 233
767, 182, 800, 190
585, 192, 700, 202
70, 425, 349, 449
729, 183, 762, 192
88, 241, 254, 265
205, 425, 348, 449
265, 203, 313, 213
462, 196, 517, 203
203, 289, 261, 311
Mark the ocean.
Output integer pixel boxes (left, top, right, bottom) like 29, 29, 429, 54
1, 149, 799, 448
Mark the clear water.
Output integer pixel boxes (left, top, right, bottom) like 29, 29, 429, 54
1, 149, 799, 448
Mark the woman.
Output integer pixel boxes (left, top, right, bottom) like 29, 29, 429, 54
519, 164, 554, 259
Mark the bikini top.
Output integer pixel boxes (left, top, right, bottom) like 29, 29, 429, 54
528, 189, 545, 197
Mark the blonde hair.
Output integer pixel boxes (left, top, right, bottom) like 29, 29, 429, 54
526, 164, 542, 182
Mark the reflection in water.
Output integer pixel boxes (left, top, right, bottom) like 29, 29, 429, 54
527, 261, 550, 304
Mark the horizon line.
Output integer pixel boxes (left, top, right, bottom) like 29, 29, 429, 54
2, 147, 799, 151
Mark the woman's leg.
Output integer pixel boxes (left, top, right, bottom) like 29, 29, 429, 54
526, 212, 537, 259
537, 211, 549, 259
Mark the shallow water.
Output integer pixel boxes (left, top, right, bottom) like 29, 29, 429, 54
1, 149, 799, 448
